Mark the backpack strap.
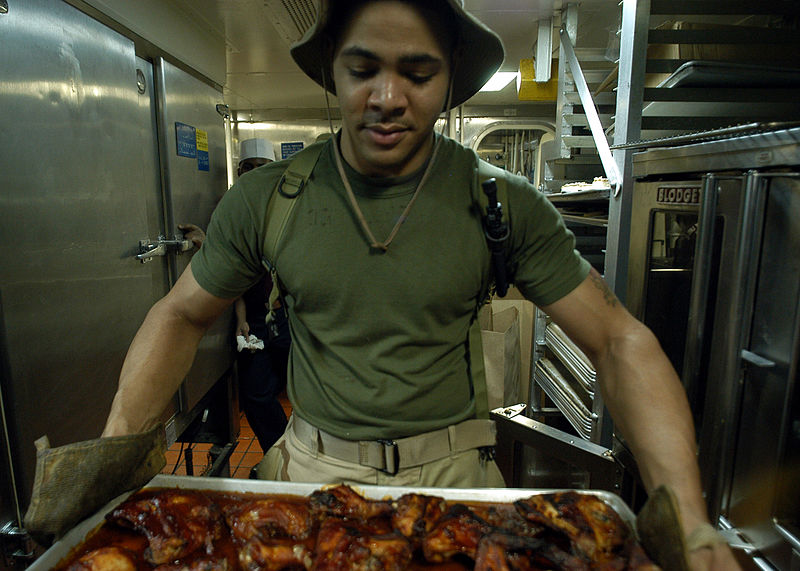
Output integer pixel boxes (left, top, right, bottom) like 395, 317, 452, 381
261, 141, 326, 316
468, 158, 511, 419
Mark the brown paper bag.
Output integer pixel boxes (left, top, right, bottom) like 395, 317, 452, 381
481, 305, 522, 410
490, 296, 535, 404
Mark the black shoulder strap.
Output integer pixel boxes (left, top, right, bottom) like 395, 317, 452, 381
475, 159, 510, 301
469, 158, 511, 418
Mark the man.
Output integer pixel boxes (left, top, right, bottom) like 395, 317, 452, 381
103, 1, 737, 568
180, 137, 291, 453
230, 138, 291, 453
237, 137, 275, 174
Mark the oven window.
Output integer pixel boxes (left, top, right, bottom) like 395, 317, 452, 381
642, 210, 698, 374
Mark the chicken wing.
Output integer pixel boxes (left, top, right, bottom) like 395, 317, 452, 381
391, 493, 446, 545
312, 517, 412, 571
474, 531, 590, 571
154, 555, 232, 570
237, 537, 312, 571
421, 503, 492, 563
223, 498, 313, 541
309, 484, 393, 521
106, 489, 224, 565
513, 492, 644, 567
66, 546, 137, 571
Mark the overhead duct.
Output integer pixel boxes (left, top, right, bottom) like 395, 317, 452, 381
263, 0, 318, 46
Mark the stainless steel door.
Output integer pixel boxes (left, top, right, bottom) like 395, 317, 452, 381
690, 172, 800, 569
152, 58, 231, 421
137, 57, 180, 428
0, 0, 166, 516
720, 173, 800, 569
680, 176, 747, 428
0, 0, 233, 533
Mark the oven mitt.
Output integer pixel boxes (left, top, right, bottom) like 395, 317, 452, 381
636, 485, 727, 571
23, 424, 166, 546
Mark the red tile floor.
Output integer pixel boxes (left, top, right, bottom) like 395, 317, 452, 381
162, 392, 292, 479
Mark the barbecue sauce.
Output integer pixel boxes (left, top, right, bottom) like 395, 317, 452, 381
53, 488, 474, 570
53, 486, 657, 570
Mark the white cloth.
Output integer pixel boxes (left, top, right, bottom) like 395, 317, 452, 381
236, 334, 264, 352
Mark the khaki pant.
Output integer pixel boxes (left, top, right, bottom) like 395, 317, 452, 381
256, 416, 506, 488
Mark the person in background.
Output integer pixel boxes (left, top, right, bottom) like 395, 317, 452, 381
178, 137, 291, 453
237, 137, 275, 174
105, 2, 738, 569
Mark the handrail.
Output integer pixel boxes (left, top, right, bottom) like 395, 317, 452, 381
559, 26, 622, 196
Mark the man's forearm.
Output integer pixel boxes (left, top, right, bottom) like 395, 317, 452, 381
234, 298, 247, 331
595, 323, 709, 532
102, 298, 208, 437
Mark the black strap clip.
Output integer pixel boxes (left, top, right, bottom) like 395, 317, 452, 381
481, 178, 510, 297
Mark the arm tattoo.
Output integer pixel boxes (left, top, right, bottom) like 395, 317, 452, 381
589, 268, 619, 308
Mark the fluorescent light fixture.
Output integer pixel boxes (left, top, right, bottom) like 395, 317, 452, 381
479, 71, 518, 92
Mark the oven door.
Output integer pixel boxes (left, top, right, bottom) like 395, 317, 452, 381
627, 182, 702, 378
696, 172, 800, 569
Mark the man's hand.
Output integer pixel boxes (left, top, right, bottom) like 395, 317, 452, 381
638, 485, 741, 571
178, 223, 206, 249
689, 542, 742, 571
234, 298, 249, 338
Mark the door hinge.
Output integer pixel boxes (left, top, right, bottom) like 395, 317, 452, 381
1, 522, 35, 568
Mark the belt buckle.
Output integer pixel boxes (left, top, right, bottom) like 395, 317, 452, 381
378, 439, 399, 476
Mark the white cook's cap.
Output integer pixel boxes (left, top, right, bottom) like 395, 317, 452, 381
239, 138, 275, 163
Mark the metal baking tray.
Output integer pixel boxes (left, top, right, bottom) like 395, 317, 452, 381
28, 474, 637, 569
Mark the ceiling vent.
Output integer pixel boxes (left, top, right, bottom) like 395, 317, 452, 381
263, 0, 319, 46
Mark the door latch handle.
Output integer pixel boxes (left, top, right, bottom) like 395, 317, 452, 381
136, 236, 192, 263
774, 520, 800, 551
740, 349, 776, 368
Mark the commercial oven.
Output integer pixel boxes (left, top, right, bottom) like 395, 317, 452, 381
627, 125, 800, 570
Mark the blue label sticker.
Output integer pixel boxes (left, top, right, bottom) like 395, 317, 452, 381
197, 149, 209, 171
281, 141, 304, 160
175, 122, 197, 158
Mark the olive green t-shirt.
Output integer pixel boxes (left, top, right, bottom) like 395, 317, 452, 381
192, 135, 589, 440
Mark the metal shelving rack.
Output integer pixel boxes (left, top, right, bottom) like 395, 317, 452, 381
608, 0, 800, 300
526, 0, 800, 464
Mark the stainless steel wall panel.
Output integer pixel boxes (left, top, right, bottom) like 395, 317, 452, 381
0, 0, 165, 510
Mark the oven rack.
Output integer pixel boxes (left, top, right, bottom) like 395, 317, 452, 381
545, 323, 596, 397
534, 357, 594, 440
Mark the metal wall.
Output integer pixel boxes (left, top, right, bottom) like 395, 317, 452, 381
0, 0, 231, 532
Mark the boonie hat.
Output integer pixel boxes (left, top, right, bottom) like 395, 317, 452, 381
239, 138, 275, 163
290, 0, 505, 108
